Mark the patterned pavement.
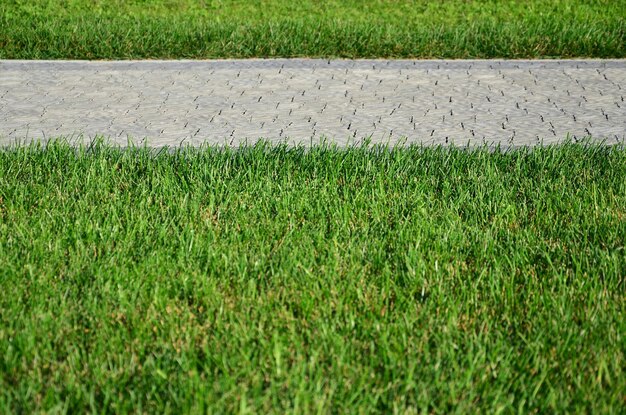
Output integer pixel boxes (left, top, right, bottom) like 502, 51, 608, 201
1, 59, 625, 147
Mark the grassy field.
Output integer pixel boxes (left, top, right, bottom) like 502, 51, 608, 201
1, 0, 625, 59
0, 139, 624, 413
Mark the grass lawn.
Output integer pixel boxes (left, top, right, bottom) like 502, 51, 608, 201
0, 139, 624, 413
1, 0, 625, 59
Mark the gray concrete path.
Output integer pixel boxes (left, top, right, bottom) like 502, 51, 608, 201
1, 59, 625, 147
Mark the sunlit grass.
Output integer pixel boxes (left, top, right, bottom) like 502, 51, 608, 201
1, 0, 624, 59
0, 138, 624, 413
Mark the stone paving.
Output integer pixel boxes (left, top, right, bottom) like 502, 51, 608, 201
1, 59, 625, 147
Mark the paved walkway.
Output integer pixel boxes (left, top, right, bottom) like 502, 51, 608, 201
1, 59, 625, 147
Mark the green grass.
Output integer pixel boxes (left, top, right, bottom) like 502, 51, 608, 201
1, 0, 625, 59
0, 139, 624, 413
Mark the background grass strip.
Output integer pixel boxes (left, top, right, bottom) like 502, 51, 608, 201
1, 0, 624, 59
0, 139, 624, 413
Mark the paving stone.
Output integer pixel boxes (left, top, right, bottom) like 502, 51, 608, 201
1, 59, 625, 147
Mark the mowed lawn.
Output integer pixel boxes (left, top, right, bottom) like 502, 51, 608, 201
0, 140, 624, 413
1, 0, 624, 59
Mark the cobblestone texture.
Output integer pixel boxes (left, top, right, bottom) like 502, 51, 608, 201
1, 59, 625, 147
